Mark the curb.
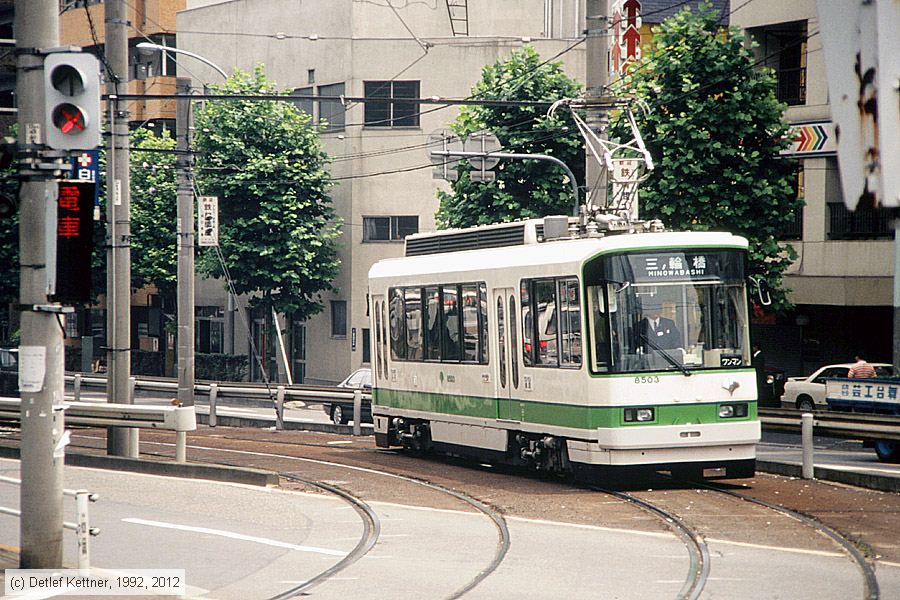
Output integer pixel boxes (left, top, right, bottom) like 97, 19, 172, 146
0, 446, 279, 487
757, 460, 900, 493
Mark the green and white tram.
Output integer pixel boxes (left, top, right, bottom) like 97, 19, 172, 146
368, 217, 760, 479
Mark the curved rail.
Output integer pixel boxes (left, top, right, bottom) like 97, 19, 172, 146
268, 474, 381, 599
593, 487, 710, 600
704, 483, 878, 600
107, 436, 511, 600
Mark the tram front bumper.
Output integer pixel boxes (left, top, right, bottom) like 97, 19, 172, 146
567, 420, 761, 466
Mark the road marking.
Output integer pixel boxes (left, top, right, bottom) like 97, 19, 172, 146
327, 440, 353, 445
705, 538, 843, 558
122, 517, 348, 556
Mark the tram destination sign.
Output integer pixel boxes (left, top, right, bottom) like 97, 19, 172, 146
614, 251, 743, 283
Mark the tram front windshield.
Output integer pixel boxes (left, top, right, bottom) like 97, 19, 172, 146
585, 250, 750, 373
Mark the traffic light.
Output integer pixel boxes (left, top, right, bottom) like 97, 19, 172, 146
43, 52, 101, 151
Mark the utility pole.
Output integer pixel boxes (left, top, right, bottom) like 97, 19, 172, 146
585, 0, 610, 209
175, 77, 194, 462
15, 0, 65, 568
105, 0, 136, 457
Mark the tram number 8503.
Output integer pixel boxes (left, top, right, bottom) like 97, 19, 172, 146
635, 376, 660, 384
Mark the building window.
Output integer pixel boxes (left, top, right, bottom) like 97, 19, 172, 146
827, 204, 896, 240
196, 306, 224, 354
363, 80, 420, 127
331, 300, 347, 337
750, 21, 807, 106
292, 83, 346, 132
779, 163, 803, 240
363, 216, 419, 242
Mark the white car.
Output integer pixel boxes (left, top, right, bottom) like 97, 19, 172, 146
781, 363, 894, 411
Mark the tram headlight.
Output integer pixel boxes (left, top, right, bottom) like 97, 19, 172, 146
624, 407, 655, 422
719, 403, 748, 418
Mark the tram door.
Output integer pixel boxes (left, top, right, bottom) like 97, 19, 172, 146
493, 288, 520, 421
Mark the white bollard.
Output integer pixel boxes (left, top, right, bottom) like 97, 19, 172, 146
175, 431, 186, 464
74, 373, 82, 402
801, 412, 814, 479
352, 390, 362, 437
276, 386, 285, 430
76, 490, 90, 571
208, 383, 218, 428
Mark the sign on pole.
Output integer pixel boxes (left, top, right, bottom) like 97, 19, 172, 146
609, 0, 641, 81
198, 196, 219, 247
53, 180, 95, 303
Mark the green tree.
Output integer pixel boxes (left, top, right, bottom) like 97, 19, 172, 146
618, 3, 801, 310
129, 128, 177, 303
194, 66, 341, 324
0, 126, 18, 308
436, 46, 584, 228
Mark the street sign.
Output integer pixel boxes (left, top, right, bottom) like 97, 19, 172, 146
817, 0, 900, 208
609, 0, 641, 80
427, 129, 463, 181
53, 180, 95, 303
611, 158, 641, 220
464, 131, 501, 170
781, 121, 836, 158
198, 196, 219, 247
70, 149, 100, 219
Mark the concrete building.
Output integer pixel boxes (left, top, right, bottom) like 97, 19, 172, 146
731, 0, 895, 374
178, 0, 591, 384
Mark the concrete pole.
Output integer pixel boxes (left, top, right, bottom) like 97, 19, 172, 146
585, 0, 609, 209
176, 78, 195, 410
15, 0, 65, 568
105, 0, 135, 456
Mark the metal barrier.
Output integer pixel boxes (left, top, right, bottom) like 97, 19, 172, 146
760, 408, 900, 442
65, 374, 371, 434
0, 475, 99, 569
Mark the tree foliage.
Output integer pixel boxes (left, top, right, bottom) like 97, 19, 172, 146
194, 66, 340, 320
618, 4, 801, 310
129, 128, 178, 302
436, 46, 584, 228
0, 125, 18, 306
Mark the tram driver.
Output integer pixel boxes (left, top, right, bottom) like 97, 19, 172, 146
638, 301, 682, 352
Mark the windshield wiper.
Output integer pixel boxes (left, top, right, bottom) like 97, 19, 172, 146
639, 333, 692, 376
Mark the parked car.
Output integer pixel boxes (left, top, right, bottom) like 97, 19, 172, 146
322, 367, 372, 425
781, 363, 894, 411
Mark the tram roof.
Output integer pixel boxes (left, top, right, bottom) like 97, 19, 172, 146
369, 230, 748, 280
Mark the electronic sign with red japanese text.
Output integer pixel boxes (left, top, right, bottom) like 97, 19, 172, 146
54, 180, 94, 303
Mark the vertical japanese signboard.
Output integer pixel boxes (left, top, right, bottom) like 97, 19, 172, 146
198, 196, 219, 247
609, 0, 642, 81
54, 180, 94, 303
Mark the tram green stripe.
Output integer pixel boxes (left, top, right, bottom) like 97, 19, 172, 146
373, 389, 756, 429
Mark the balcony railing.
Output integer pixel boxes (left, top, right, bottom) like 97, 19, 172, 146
827, 203, 896, 240
779, 208, 803, 240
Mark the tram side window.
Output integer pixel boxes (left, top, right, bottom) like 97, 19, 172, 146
388, 288, 407, 360
479, 283, 489, 364
386, 283, 488, 364
521, 277, 582, 368
425, 286, 441, 361
587, 285, 611, 372
405, 288, 423, 360
558, 279, 582, 366
461, 284, 480, 362
441, 286, 461, 361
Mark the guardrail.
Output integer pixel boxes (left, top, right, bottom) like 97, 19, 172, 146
0, 475, 99, 569
0, 399, 196, 432
66, 373, 371, 434
759, 408, 900, 442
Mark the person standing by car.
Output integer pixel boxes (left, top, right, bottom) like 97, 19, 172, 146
847, 355, 877, 378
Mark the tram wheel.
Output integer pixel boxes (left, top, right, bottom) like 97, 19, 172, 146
874, 441, 900, 463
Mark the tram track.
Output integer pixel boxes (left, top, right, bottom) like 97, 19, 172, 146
64, 432, 511, 600
697, 480, 879, 600
592, 486, 710, 600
